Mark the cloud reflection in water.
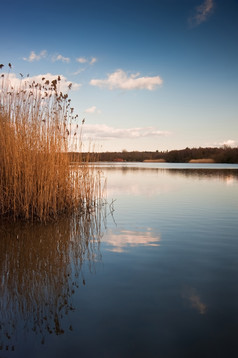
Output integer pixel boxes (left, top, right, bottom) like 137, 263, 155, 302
104, 228, 161, 253
182, 286, 207, 315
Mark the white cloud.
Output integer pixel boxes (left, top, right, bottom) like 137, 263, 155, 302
23, 51, 71, 63
84, 105, 101, 114
90, 69, 163, 91
219, 139, 238, 147
52, 54, 70, 63
81, 124, 169, 140
2, 72, 81, 92
189, 0, 214, 26
23, 50, 47, 62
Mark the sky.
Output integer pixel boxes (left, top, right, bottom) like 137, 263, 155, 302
1, 0, 238, 152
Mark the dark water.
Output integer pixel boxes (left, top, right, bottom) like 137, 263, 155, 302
1, 163, 238, 358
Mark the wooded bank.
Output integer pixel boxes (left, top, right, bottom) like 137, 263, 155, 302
69, 146, 238, 164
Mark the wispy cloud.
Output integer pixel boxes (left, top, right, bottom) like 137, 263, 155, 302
73, 57, 97, 76
90, 69, 163, 91
76, 57, 87, 64
3, 72, 81, 92
23, 50, 47, 62
81, 124, 169, 140
52, 54, 70, 63
84, 106, 101, 114
73, 68, 86, 75
76, 56, 97, 65
189, 0, 214, 26
90, 57, 97, 65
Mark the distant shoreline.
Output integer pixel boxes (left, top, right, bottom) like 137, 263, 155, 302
68, 146, 238, 164
144, 158, 215, 163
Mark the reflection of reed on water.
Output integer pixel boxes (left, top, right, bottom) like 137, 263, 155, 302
0, 208, 104, 351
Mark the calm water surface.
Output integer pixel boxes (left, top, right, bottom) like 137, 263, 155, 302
1, 163, 238, 358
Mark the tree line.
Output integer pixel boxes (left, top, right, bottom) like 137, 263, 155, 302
69, 146, 238, 164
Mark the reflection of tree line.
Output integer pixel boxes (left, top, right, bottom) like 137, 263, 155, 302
163, 168, 238, 181
0, 210, 103, 351
101, 167, 238, 181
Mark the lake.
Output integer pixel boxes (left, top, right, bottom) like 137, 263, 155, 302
1, 163, 238, 358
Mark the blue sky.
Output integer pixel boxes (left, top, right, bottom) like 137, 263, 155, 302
1, 0, 238, 151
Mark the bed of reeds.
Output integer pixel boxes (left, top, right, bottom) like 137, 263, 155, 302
0, 63, 104, 221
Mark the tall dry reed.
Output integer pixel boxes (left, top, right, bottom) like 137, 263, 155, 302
0, 64, 103, 221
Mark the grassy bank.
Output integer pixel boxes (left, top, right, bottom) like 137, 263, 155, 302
0, 64, 103, 221
189, 158, 215, 163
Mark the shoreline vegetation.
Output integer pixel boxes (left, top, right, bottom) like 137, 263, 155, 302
69, 146, 238, 164
0, 64, 104, 222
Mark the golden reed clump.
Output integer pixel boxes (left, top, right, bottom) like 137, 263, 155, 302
0, 64, 103, 221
